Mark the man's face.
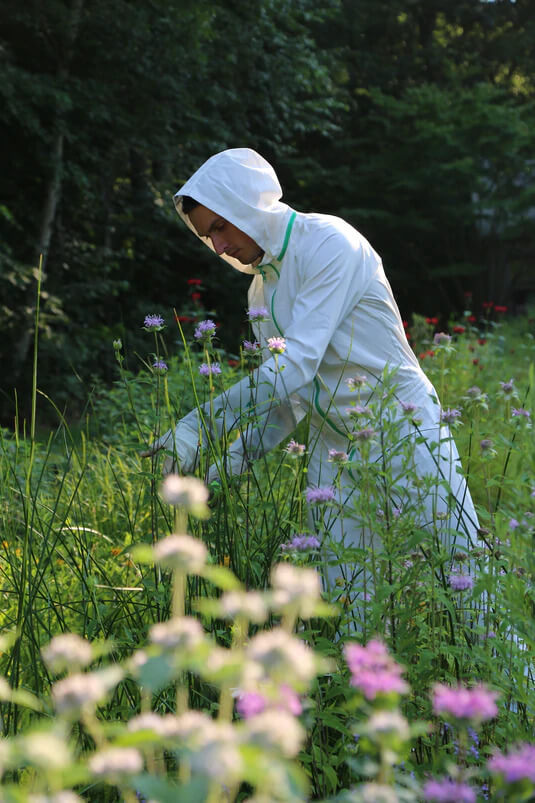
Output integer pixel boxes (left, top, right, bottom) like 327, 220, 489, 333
188, 204, 264, 265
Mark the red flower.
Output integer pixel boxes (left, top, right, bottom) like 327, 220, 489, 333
482, 301, 493, 310
425, 317, 439, 325
191, 292, 202, 301
187, 278, 202, 285
494, 305, 507, 314
468, 315, 476, 323
478, 338, 487, 346
473, 358, 479, 365
176, 315, 194, 323
227, 359, 240, 367
402, 320, 409, 329
453, 325, 465, 334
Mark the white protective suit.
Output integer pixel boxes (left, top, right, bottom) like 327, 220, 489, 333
156, 148, 479, 592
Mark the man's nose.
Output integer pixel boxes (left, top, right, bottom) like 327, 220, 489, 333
211, 234, 228, 255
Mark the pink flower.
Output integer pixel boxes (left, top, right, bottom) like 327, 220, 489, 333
423, 778, 476, 803
449, 572, 474, 592
199, 363, 221, 376
305, 486, 336, 504
236, 692, 266, 719
344, 639, 408, 700
267, 336, 286, 354
432, 683, 498, 723
247, 306, 269, 322
488, 743, 535, 783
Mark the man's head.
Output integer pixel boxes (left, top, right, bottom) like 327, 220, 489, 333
184, 200, 264, 265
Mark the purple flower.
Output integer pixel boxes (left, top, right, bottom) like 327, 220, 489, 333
432, 683, 498, 723
152, 360, 168, 373
305, 486, 336, 504
509, 518, 520, 530
281, 534, 321, 552
465, 386, 482, 398
284, 439, 306, 457
354, 426, 376, 441
328, 449, 348, 464
423, 778, 476, 803
449, 572, 474, 592
499, 378, 515, 394
236, 691, 266, 719
480, 438, 493, 452
400, 401, 419, 414
346, 405, 372, 419
242, 339, 261, 354
267, 336, 286, 354
346, 374, 368, 391
199, 363, 221, 377
488, 743, 535, 783
441, 408, 462, 425
143, 314, 164, 329
434, 332, 452, 346
194, 319, 216, 340
344, 639, 408, 700
247, 306, 269, 322
512, 407, 531, 418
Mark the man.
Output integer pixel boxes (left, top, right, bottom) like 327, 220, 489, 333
144, 147, 479, 597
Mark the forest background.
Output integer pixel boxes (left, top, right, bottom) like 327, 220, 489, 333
1, 0, 534, 426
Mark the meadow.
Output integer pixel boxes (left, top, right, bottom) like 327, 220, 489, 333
0, 296, 534, 802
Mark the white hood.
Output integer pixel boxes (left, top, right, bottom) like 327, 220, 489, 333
174, 148, 293, 275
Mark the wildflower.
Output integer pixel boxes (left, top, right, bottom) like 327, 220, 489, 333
423, 778, 476, 803
267, 336, 286, 354
465, 386, 482, 398
346, 374, 368, 390
143, 313, 165, 330
153, 533, 207, 573
219, 590, 268, 623
243, 709, 304, 758
509, 518, 520, 530
366, 710, 410, 742
42, 633, 93, 674
191, 291, 202, 301
434, 332, 452, 346
242, 339, 261, 354
194, 319, 217, 340
149, 616, 204, 650
328, 449, 348, 464
247, 306, 269, 322
89, 747, 143, 779
499, 378, 515, 394
512, 407, 531, 419
284, 438, 306, 457
468, 315, 476, 323
426, 316, 439, 325
112, 338, 122, 351
449, 572, 474, 592
188, 728, 243, 783
354, 426, 376, 441
432, 682, 498, 723
488, 743, 535, 783
280, 534, 321, 552
400, 401, 419, 415
127, 712, 179, 737
482, 301, 494, 310
359, 784, 399, 803
346, 404, 373, 419
271, 563, 322, 618
160, 475, 209, 516
22, 731, 72, 769
344, 639, 408, 700
187, 278, 202, 285
152, 359, 168, 373
480, 438, 494, 452
236, 691, 266, 718
305, 486, 336, 504
440, 408, 461, 425
52, 666, 123, 715
494, 305, 507, 313
247, 629, 317, 689
199, 362, 221, 376
453, 325, 465, 334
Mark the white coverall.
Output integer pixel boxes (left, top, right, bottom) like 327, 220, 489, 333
158, 148, 479, 591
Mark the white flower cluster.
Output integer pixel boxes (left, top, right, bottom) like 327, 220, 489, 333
270, 563, 322, 618
246, 629, 317, 691
52, 666, 123, 716
153, 533, 207, 573
161, 475, 209, 512
89, 746, 143, 779
41, 633, 93, 674
149, 616, 205, 651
